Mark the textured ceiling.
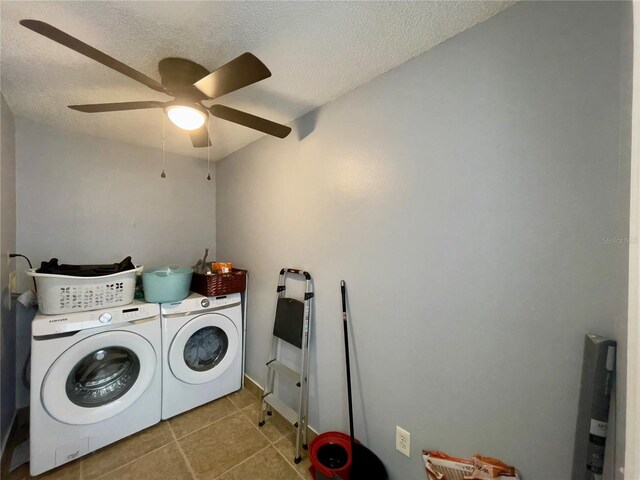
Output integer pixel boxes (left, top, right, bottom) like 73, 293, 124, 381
1, 1, 513, 161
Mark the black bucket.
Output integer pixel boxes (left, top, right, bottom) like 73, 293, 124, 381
309, 437, 388, 480
350, 443, 388, 480
309, 432, 353, 480
317, 443, 349, 469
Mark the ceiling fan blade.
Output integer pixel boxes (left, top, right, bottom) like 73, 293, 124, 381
194, 53, 271, 99
68, 101, 167, 113
190, 125, 211, 148
210, 105, 291, 138
20, 19, 168, 94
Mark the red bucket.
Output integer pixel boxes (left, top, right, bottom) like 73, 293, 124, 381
309, 432, 354, 480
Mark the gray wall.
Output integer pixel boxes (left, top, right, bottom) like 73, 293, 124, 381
14, 119, 217, 412
15, 119, 216, 293
1, 94, 17, 452
215, 2, 632, 479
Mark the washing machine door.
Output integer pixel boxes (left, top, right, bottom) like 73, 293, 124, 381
169, 312, 239, 385
41, 330, 157, 425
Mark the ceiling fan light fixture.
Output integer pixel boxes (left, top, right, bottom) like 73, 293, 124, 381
165, 105, 207, 131
19, 20, 290, 146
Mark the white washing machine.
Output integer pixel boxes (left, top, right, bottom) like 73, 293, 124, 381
30, 301, 161, 476
161, 292, 243, 419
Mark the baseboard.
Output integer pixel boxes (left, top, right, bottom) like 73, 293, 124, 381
244, 374, 318, 441
243, 374, 263, 400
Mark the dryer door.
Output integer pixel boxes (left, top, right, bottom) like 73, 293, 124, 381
169, 312, 239, 384
41, 330, 157, 425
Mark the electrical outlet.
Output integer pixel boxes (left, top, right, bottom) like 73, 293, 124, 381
396, 426, 410, 457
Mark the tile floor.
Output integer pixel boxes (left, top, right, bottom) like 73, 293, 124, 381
6, 387, 314, 480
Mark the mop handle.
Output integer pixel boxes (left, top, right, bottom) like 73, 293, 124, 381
341, 280, 356, 453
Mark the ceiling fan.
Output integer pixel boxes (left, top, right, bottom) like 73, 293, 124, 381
19, 19, 292, 147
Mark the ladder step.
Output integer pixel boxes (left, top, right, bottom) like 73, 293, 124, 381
267, 360, 301, 386
263, 393, 299, 427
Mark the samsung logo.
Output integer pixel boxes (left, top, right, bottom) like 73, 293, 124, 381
48, 317, 68, 323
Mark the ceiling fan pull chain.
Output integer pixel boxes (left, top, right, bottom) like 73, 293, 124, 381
161, 112, 167, 179
207, 116, 211, 181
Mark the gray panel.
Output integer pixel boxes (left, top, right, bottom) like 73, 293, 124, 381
273, 298, 304, 349
572, 335, 616, 480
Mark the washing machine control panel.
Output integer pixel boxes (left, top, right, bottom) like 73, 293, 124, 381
33, 301, 160, 336
161, 292, 241, 315
205, 295, 241, 309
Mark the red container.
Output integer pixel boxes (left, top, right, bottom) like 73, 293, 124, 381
309, 432, 354, 480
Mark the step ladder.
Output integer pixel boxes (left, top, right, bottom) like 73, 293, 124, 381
259, 268, 313, 464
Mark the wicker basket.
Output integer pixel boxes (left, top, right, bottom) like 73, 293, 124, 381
190, 269, 247, 297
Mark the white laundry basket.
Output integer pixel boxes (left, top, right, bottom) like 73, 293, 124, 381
26, 265, 143, 314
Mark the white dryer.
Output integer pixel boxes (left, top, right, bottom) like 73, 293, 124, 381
30, 301, 161, 476
161, 293, 243, 419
